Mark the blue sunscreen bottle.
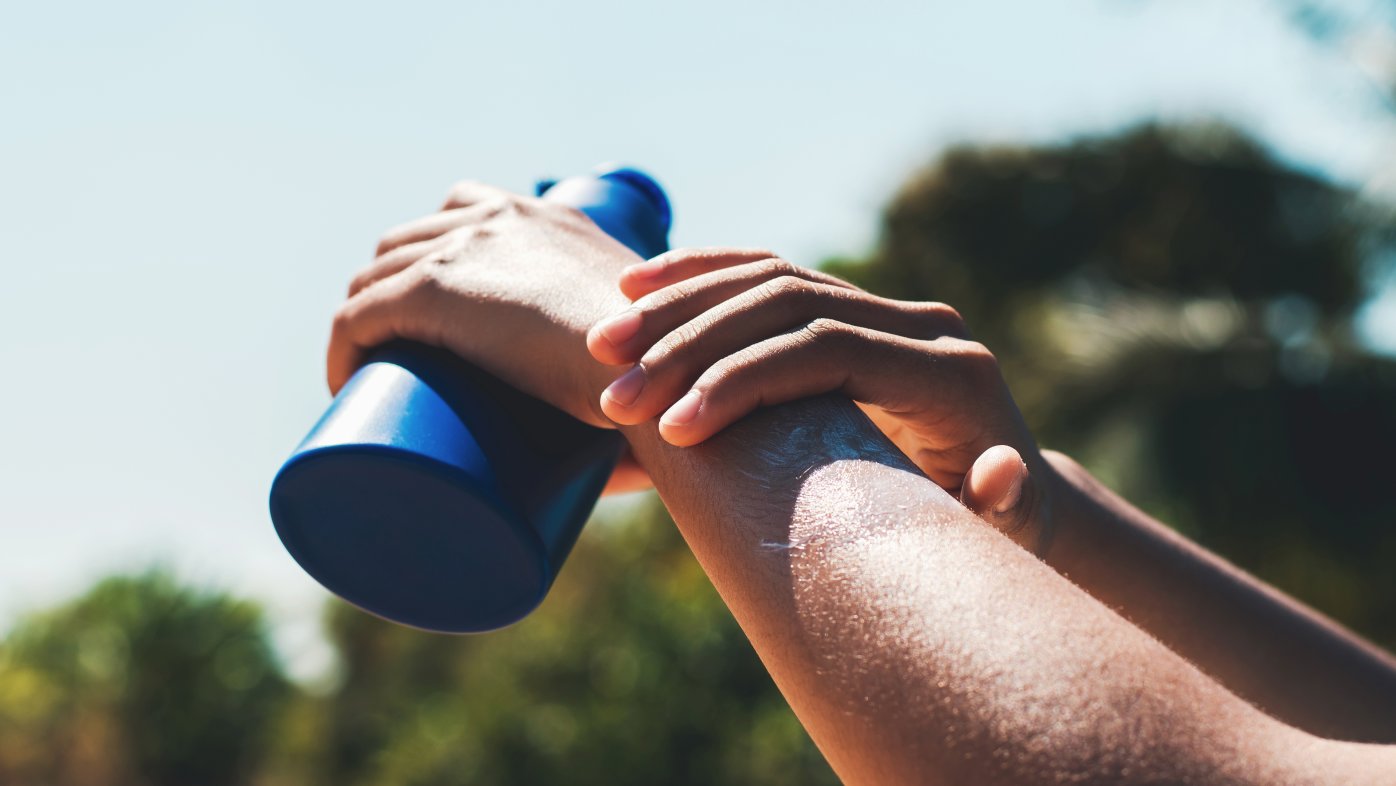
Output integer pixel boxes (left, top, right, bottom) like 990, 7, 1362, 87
269, 165, 672, 633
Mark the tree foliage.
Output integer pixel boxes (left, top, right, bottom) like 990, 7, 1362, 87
827, 122, 1396, 646
0, 570, 287, 786
267, 499, 835, 785
3, 121, 1394, 783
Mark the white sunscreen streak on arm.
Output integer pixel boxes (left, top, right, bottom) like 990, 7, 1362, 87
731, 401, 920, 555
625, 394, 1379, 784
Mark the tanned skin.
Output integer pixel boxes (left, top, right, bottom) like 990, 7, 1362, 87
326, 181, 1396, 783
589, 246, 1396, 743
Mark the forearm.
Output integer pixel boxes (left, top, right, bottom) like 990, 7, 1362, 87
1042, 450, 1396, 743
618, 396, 1389, 784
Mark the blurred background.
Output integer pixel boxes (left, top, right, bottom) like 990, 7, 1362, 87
2, 0, 1395, 783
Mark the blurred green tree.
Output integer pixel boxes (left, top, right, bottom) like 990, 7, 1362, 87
0, 570, 288, 786
827, 122, 1396, 648
266, 499, 838, 786
277, 122, 1396, 783
7, 120, 1395, 786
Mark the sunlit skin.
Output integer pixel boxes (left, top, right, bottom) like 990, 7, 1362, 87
327, 182, 1396, 783
587, 247, 1049, 552
589, 246, 1396, 743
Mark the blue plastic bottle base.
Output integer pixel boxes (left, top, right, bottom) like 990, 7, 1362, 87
270, 166, 669, 633
271, 446, 550, 633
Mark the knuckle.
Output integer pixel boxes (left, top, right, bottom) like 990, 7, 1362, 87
761, 274, 814, 306
955, 340, 1000, 375
330, 304, 356, 338
643, 313, 721, 378
696, 344, 770, 398
471, 194, 532, 220
421, 254, 452, 281
347, 270, 371, 296
801, 317, 850, 347
715, 346, 766, 382
480, 196, 512, 218
507, 195, 538, 216
402, 260, 445, 300
551, 202, 584, 221
928, 301, 964, 324
372, 242, 407, 266
375, 220, 417, 255
445, 179, 483, 203
760, 257, 798, 279
963, 339, 995, 362
634, 276, 691, 312
671, 320, 705, 350
442, 186, 467, 207
922, 300, 967, 331
446, 224, 491, 245
652, 321, 705, 365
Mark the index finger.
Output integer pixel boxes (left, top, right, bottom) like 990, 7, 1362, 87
325, 267, 428, 395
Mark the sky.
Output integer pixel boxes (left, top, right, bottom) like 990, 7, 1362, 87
1, 0, 1393, 679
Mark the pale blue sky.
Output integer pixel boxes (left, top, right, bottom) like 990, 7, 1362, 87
2, 0, 1393, 676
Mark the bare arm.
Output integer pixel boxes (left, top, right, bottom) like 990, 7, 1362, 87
1042, 450, 1396, 744
329, 195, 1395, 783
590, 247, 1396, 743
619, 396, 1395, 785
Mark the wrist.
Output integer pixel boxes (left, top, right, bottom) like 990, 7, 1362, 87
1008, 446, 1062, 560
1036, 450, 1105, 572
560, 286, 633, 428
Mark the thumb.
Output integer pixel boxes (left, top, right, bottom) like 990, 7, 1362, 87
960, 445, 1044, 553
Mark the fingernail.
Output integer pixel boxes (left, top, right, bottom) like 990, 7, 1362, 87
993, 467, 1026, 514
661, 390, 702, 426
603, 366, 646, 407
596, 309, 642, 346
624, 260, 664, 279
